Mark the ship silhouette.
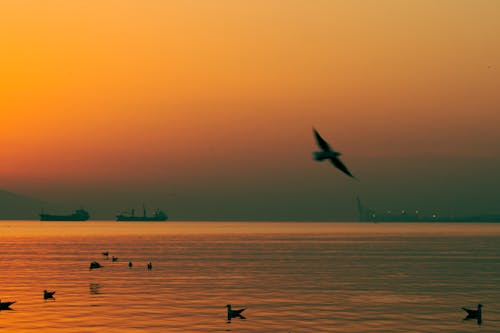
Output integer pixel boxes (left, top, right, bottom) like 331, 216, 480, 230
116, 205, 168, 222
40, 209, 90, 221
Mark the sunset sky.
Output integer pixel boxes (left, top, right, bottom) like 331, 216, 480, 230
1, 1, 499, 220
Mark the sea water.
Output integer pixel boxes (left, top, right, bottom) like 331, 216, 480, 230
0, 221, 499, 332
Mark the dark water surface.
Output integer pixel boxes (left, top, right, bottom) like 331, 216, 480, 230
0, 222, 499, 332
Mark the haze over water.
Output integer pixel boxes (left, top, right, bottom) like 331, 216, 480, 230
0, 221, 499, 332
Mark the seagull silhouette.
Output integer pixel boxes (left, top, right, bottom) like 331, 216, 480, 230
226, 304, 246, 320
463, 304, 482, 319
89, 261, 102, 270
313, 128, 355, 178
0, 299, 15, 310
44, 290, 56, 300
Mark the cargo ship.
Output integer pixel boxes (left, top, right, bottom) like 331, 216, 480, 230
40, 209, 90, 221
116, 206, 168, 222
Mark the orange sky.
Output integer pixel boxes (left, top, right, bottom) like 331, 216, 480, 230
1, 1, 500, 219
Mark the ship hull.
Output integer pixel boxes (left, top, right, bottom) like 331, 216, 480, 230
116, 216, 167, 222
40, 215, 89, 221
40, 209, 90, 221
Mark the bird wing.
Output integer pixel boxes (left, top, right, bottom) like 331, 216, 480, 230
330, 157, 355, 178
313, 128, 331, 151
233, 308, 246, 315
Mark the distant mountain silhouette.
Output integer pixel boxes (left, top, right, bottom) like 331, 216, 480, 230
0, 190, 46, 219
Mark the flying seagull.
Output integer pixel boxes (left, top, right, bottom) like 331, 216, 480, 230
312, 128, 355, 178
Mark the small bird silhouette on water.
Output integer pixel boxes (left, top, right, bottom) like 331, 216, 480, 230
147, 262, 153, 270
102, 251, 109, 258
128, 261, 133, 268
89, 261, 102, 270
462, 303, 483, 325
312, 128, 355, 179
44, 290, 56, 300
463, 304, 482, 319
226, 304, 246, 320
0, 299, 15, 310
112, 256, 118, 262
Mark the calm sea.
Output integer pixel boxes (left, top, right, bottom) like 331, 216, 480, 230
0, 221, 499, 332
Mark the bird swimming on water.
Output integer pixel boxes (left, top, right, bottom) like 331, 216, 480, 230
226, 304, 246, 320
0, 299, 15, 310
312, 128, 356, 179
89, 261, 102, 270
128, 261, 133, 268
463, 304, 482, 319
147, 262, 153, 270
44, 290, 56, 300
112, 256, 118, 262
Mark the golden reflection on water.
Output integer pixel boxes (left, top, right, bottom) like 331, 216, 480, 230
0, 222, 499, 332
2, 221, 500, 237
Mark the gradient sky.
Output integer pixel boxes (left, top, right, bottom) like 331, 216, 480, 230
1, 1, 500, 219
